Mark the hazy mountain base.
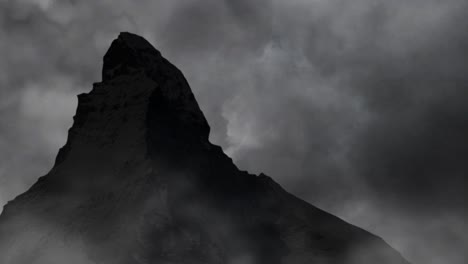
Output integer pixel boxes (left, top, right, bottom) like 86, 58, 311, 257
0, 32, 409, 264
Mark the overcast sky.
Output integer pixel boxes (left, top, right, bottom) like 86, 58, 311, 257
1, 1, 467, 264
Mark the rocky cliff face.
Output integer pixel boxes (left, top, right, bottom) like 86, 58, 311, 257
0, 32, 410, 264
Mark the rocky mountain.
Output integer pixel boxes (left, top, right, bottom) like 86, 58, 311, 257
0, 32, 410, 264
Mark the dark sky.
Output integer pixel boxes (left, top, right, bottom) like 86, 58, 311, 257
1, 1, 467, 264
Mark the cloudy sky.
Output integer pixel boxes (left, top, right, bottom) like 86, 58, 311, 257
1, 0, 467, 263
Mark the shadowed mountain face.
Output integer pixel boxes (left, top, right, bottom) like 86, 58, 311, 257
0, 32, 410, 264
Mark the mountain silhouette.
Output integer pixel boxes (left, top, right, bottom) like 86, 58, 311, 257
0, 32, 410, 264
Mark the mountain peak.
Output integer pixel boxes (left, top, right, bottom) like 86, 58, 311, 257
51, 33, 211, 167
118, 32, 159, 51
101, 33, 210, 143
102, 32, 162, 81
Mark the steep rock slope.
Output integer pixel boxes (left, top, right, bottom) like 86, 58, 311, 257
0, 32, 410, 264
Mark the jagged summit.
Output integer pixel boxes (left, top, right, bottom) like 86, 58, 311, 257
0, 33, 410, 264
51, 33, 210, 171
103, 32, 162, 81
102, 32, 209, 141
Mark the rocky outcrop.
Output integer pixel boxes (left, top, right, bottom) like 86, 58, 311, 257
0, 32, 410, 264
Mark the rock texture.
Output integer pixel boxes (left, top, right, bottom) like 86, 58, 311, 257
0, 32, 410, 264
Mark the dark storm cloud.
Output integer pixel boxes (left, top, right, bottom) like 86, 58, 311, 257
0, 1, 467, 264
